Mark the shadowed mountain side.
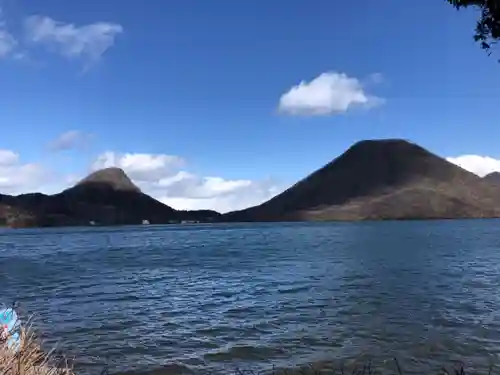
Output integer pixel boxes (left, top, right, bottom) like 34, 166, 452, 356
0, 168, 221, 227
222, 139, 500, 222
484, 172, 500, 185
0, 203, 38, 228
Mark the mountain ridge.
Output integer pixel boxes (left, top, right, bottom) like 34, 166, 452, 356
3, 138, 500, 227
222, 139, 500, 222
0, 168, 220, 227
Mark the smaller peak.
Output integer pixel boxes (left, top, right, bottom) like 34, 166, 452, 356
485, 171, 500, 177
76, 167, 141, 192
484, 171, 500, 183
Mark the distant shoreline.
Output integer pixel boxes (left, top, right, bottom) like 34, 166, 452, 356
2, 215, 499, 230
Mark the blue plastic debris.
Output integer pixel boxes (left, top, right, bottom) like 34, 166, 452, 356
0, 305, 21, 353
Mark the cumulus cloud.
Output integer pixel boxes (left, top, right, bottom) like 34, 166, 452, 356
92, 151, 185, 182
90, 151, 284, 213
155, 172, 282, 213
0, 149, 50, 195
159, 181, 282, 213
447, 155, 500, 177
24, 15, 122, 63
0, 150, 19, 165
48, 130, 93, 151
278, 71, 384, 116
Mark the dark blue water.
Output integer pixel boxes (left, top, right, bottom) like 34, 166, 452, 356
1, 221, 500, 375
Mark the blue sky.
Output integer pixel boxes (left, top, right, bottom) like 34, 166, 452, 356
1, 0, 499, 212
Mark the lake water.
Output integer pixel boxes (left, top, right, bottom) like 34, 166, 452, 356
1, 221, 500, 375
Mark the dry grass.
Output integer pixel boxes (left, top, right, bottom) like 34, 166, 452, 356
0, 317, 75, 375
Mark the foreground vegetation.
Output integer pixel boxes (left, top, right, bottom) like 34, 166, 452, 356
0, 320, 74, 375
447, 0, 500, 56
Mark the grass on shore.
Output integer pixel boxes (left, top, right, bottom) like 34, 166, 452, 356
0, 317, 74, 375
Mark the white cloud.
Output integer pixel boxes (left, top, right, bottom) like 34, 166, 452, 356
0, 149, 50, 195
278, 71, 384, 116
159, 176, 282, 213
90, 151, 284, 213
48, 130, 93, 151
0, 8, 18, 58
159, 182, 280, 213
0, 150, 19, 165
447, 155, 500, 177
0, 29, 16, 57
92, 151, 184, 182
0, 7, 122, 67
24, 15, 122, 64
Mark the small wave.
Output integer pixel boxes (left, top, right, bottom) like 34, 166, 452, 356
210, 290, 238, 299
204, 345, 286, 362
277, 285, 311, 294
197, 325, 251, 337
116, 363, 196, 375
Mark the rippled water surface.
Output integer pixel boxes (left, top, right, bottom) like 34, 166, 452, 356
1, 221, 500, 374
